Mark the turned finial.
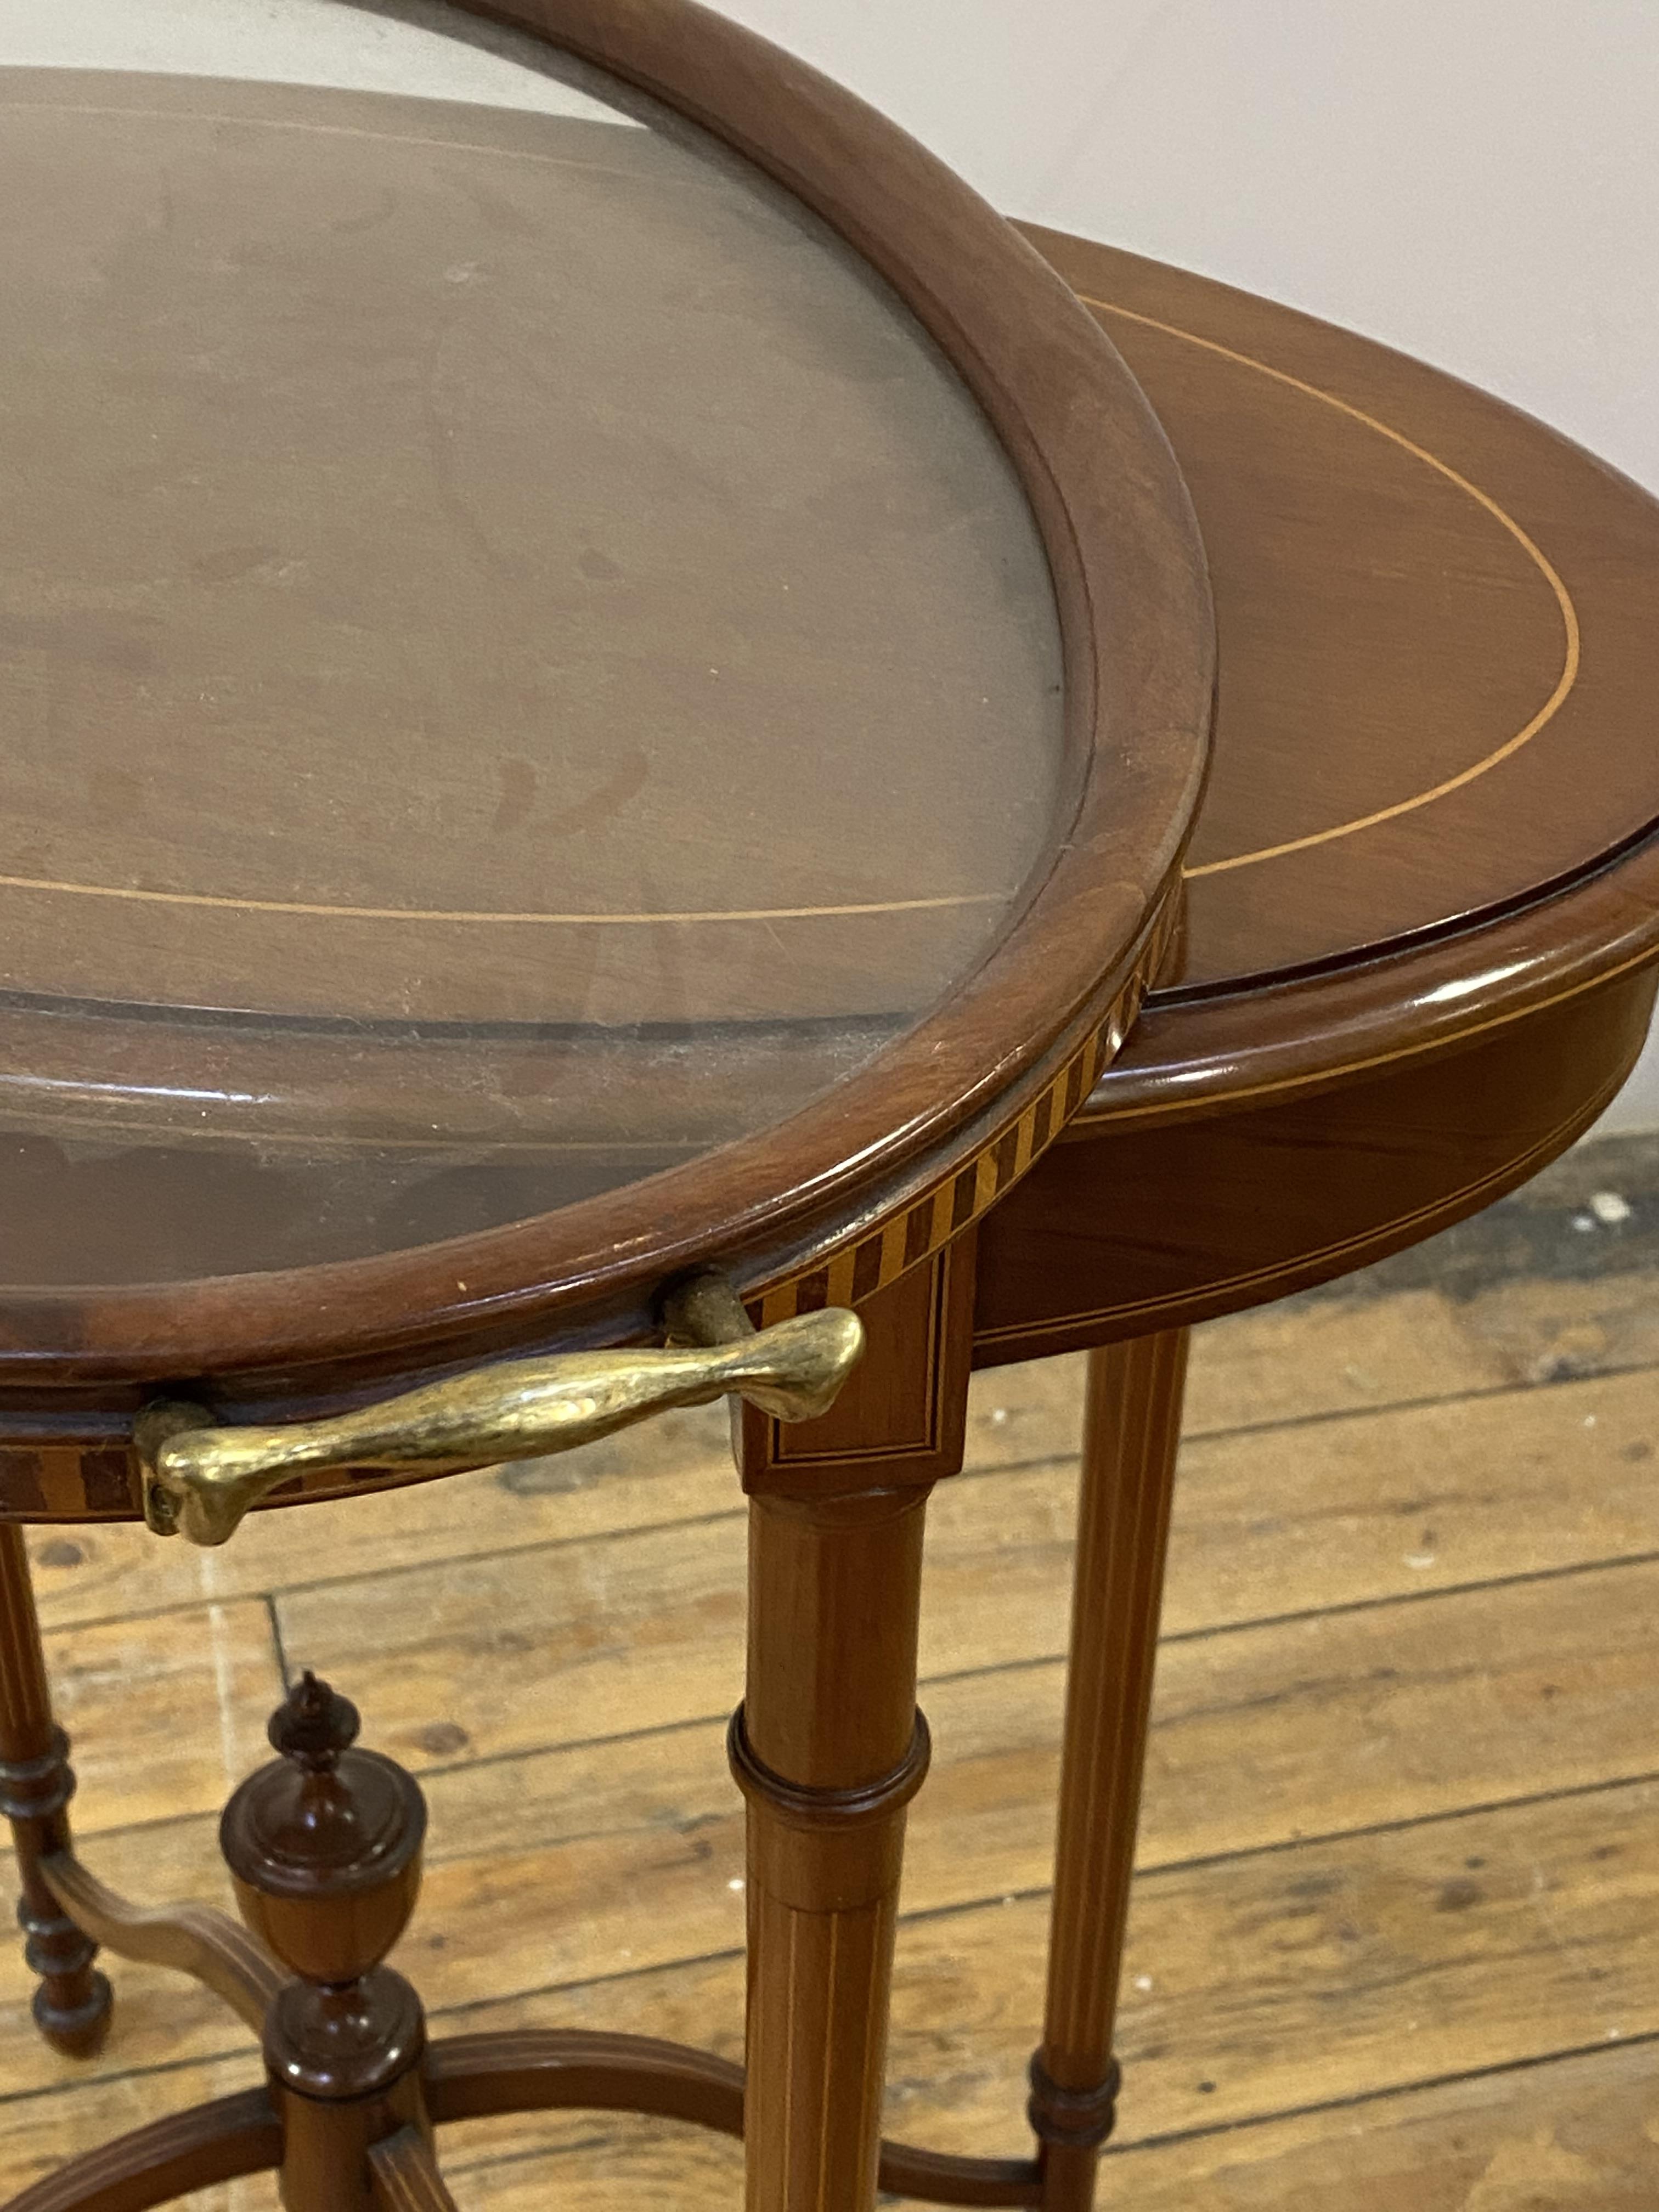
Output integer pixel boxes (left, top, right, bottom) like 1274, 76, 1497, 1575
223, 1672, 425, 1984
223, 1677, 435, 2202
222, 1673, 429, 2121
268, 1670, 358, 1769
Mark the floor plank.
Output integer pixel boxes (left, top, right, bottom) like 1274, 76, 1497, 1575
1178, 1288, 1510, 1431
269, 1365, 1659, 1779
1448, 1267, 1659, 1389
41, 1596, 281, 1830
300, 1771, 1659, 2191
1097, 2036, 1659, 2210
2, 1248, 1655, 2204
1163, 1362, 1659, 1630
14, 1547, 1657, 2125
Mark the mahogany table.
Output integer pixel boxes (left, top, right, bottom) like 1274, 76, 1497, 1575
0, 7, 1212, 2211
5, 13, 1659, 2212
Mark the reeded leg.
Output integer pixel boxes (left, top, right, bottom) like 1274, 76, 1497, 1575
735, 1486, 933, 2212
1031, 1329, 1189, 2210
733, 1244, 974, 2212
0, 1523, 111, 2056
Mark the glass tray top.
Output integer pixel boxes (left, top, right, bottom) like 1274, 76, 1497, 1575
0, 5, 1067, 1285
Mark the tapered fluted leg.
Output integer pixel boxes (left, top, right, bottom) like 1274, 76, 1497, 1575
1031, 1329, 1189, 2209
733, 1242, 974, 2212
736, 1486, 932, 2212
0, 1522, 112, 2056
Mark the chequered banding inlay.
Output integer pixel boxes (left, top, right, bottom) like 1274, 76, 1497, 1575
752, 1020, 1113, 1329
753, 893, 1175, 1325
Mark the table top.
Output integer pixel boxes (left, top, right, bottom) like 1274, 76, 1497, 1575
968, 231, 1659, 1368
6, 68, 1064, 1036
1023, 232, 1659, 1125
0, 3, 1210, 1394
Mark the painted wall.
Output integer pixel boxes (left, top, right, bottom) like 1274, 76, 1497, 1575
9, 1, 1656, 1127
0, 0, 632, 116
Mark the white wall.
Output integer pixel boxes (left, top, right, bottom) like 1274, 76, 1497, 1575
716, 2, 1659, 496
10, 1, 1657, 1128
0, 0, 633, 117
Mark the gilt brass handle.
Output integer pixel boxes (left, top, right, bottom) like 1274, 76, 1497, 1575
138, 1274, 861, 1548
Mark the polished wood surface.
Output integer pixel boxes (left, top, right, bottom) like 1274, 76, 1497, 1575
423, 2029, 748, 2134
1031, 230, 1659, 1090
736, 1492, 929, 2212
974, 233, 1659, 1363
367, 2129, 459, 2212
979, 968, 1658, 1359
0, 2088, 280, 2212
975, 234, 1659, 2189
1025, 230, 1659, 999
224, 1677, 432, 2210
735, 1248, 968, 2212
425, 2027, 1039, 2204
37, 1857, 281, 2038
0, 0, 1210, 1401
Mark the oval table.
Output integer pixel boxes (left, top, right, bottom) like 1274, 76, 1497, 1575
0, 6, 1212, 2211
7, 25, 1659, 2212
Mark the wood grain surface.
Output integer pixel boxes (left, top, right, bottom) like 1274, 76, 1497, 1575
1022, 230, 1659, 1005
969, 230, 1659, 1361
979, 970, 1658, 1356
1030, 229, 1659, 1130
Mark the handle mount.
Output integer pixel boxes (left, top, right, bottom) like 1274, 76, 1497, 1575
138, 1273, 861, 1548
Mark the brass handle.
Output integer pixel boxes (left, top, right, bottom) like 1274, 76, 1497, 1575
138, 1274, 861, 1548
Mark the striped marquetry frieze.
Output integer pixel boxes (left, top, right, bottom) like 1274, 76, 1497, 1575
751, 891, 1175, 1327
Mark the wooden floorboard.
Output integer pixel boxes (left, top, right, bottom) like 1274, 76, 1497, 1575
1, 1256, 1656, 2205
